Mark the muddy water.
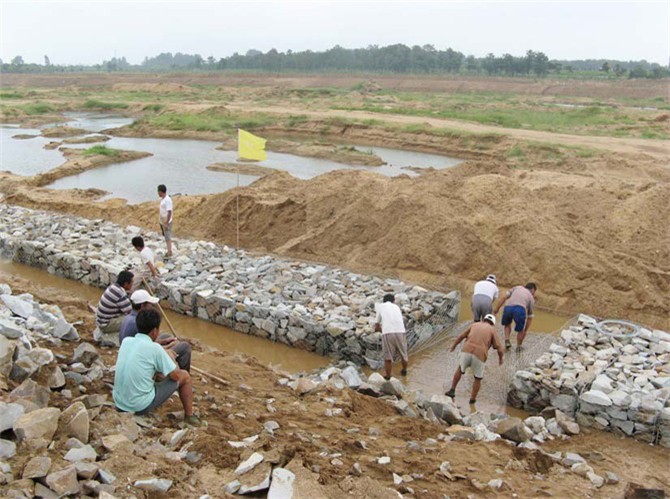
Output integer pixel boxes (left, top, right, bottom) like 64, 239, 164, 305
0, 259, 568, 416
2, 113, 462, 203
0, 260, 327, 373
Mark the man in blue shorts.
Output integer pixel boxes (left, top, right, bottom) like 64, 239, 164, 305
494, 282, 537, 352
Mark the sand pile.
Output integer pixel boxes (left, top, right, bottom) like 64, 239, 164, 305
111, 82, 194, 93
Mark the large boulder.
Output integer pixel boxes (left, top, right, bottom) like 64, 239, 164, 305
580, 390, 612, 407
58, 402, 90, 443
425, 395, 463, 425
9, 378, 50, 411
14, 407, 61, 442
23, 456, 52, 479
10, 347, 54, 382
495, 417, 532, 443
0, 317, 26, 339
1, 295, 33, 319
93, 327, 119, 348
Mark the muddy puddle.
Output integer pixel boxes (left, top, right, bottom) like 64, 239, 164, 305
0, 259, 569, 417
2, 113, 462, 203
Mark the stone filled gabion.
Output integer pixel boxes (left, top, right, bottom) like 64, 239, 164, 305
507, 314, 670, 447
0, 205, 459, 366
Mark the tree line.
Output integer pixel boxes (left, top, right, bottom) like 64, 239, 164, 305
1, 45, 668, 78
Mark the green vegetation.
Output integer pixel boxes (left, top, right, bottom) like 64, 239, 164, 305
18, 102, 55, 115
83, 145, 121, 157
286, 114, 308, 127
146, 111, 276, 132
83, 100, 129, 110
0, 91, 24, 99
142, 103, 164, 112
507, 145, 525, 158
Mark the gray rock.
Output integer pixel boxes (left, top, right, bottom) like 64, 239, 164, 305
1, 295, 33, 319
9, 378, 50, 411
235, 452, 264, 475
604, 471, 619, 484
134, 478, 173, 493
238, 464, 271, 494
426, 395, 463, 425
0, 401, 25, 433
34, 482, 59, 499
0, 439, 16, 459
495, 418, 532, 443
98, 469, 116, 484
224, 480, 242, 494
587, 472, 604, 488
0, 336, 16, 377
580, 390, 612, 407
64, 444, 97, 462
74, 462, 99, 480
58, 401, 89, 443
46, 466, 79, 496
380, 377, 406, 397
23, 456, 52, 479
0, 318, 26, 339
555, 410, 580, 435
562, 452, 585, 467
72, 342, 99, 367
14, 407, 60, 442
341, 366, 363, 388
267, 468, 295, 499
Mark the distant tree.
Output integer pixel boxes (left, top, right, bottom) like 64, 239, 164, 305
11, 55, 24, 66
613, 63, 626, 77
628, 65, 648, 78
44, 55, 51, 66
206, 56, 215, 67
465, 55, 478, 72
600, 61, 610, 73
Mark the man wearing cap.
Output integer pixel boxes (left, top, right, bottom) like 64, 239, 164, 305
113, 308, 199, 426
494, 282, 537, 351
471, 274, 499, 322
118, 289, 192, 372
445, 314, 504, 404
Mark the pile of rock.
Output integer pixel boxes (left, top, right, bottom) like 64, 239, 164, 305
0, 283, 208, 497
277, 362, 620, 491
0, 205, 459, 366
507, 314, 670, 446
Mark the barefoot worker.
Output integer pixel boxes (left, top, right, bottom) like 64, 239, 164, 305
445, 314, 504, 404
113, 308, 199, 426
95, 270, 134, 336
494, 282, 537, 351
119, 290, 192, 372
130, 236, 160, 292
375, 294, 409, 380
471, 274, 499, 321
157, 184, 173, 258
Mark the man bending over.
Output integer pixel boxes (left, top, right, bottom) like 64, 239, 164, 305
445, 314, 504, 404
113, 308, 199, 426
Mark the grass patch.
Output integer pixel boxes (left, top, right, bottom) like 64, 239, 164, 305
507, 145, 525, 158
83, 100, 129, 110
146, 112, 276, 132
286, 114, 308, 127
0, 92, 25, 99
18, 102, 55, 115
83, 145, 121, 157
142, 103, 164, 112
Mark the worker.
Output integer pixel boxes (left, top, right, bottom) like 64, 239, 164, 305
375, 294, 409, 380
130, 236, 159, 292
445, 314, 504, 404
471, 274, 499, 321
494, 282, 537, 351
95, 271, 133, 336
157, 184, 173, 258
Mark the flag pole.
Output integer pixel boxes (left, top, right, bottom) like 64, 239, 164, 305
236, 128, 240, 250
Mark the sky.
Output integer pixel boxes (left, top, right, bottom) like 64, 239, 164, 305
0, 0, 668, 65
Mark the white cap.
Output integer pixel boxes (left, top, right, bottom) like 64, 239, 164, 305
486, 274, 497, 285
483, 314, 496, 326
130, 289, 159, 305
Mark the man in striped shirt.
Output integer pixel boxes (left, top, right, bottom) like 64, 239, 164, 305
96, 271, 134, 335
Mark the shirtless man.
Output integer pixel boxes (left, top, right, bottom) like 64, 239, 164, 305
445, 314, 504, 404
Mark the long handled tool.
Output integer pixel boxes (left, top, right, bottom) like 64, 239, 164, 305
140, 276, 228, 386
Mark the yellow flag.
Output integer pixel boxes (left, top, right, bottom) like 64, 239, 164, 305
238, 129, 267, 161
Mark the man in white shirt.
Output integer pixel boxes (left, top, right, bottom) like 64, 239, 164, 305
157, 184, 173, 258
471, 274, 499, 322
375, 294, 408, 380
131, 236, 159, 292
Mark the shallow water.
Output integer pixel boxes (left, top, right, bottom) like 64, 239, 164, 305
1, 113, 463, 203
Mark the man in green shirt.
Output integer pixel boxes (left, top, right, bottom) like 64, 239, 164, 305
112, 308, 199, 425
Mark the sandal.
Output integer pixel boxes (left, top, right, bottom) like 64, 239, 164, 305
469, 399, 477, 404
445, 389, 455, 398
505, 340, 512, 351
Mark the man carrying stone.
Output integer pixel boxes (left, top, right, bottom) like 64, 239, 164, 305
95, 271, 134, 336
494, 282, 537, 351
375, 294, 409, 380
119, 289, 192, 372
446, 314, 503, 404
113, 308, 199, 426
157, 184, 173, 258
471, 274, 499, 321
130, 236, 159, 292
